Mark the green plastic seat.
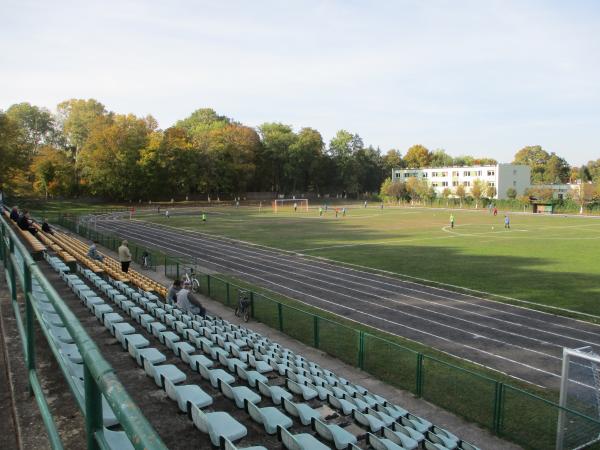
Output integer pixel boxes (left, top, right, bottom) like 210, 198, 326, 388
165, 378, 212, 413
383, 426, 419, 450
197, 362, 235, 388
188, 354, 214, 371
191, 404, 247, 447
352, 409, 385, 433
235, 365, 268, 388
281, 397, 322, 426
312, 418, 357, 450
219, 380, 261, 409
123, 334, 149, 353
367, 432, 405, 450
103, 428, 134, 450
286, 378, 317, 401
143, 360, 186, 388
245, 399, 293, 435
277, 426, 330, 450
257, 380, 293, 405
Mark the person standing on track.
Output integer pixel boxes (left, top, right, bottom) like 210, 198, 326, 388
450, 213, 455, 229
364, 200, 367, 208
118, 240, 132, 273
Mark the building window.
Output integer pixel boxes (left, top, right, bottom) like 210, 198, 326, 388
431, 172, 437, 177
452, 171, 459, 177
441, 171, 448, 177
442, 181, 448, 187
487, 170, 495, 176
432, 182, 439, 187
513, 169, 517, 175
452, 181, 458, 187
513, 181, 517, 187
422, 172, 428, 177
488, 182, 495, 187
463, 181, 470, 186
463, 171, 471, 176
474, 171, 482, 176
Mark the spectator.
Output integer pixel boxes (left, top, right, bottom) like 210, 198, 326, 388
176, 281, 206, 317
118, 240, 132, 273
9, 206, 19, 222
17, 210, 37, 235
87, 241, 104, 262
41, 218, 53, 234
167, 280, 181, 305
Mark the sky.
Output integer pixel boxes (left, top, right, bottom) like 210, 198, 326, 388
1, 0, 599, 165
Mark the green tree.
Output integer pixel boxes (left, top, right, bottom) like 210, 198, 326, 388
430, 149, 453, 167
57, 99, 109, 162
328, 130, 364, 195
544, 153, 570, 183
506, 187, 517, 199
403, 144, 431, 168
287, 127, 325, 193
6, 102, 58, 153
257, 123, 296, 192
485, 184, 497, 199
471, 179, 484, 208
512, 145, 550, 184
455, 184, 466, 206
30, 146, 76, 198
382, 149, 403, 174
0, 112, 29, 193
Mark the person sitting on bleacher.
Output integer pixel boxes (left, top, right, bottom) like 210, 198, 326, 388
41, 218, 53, 234
9, 206, 19, 222
167, 279, 181, 305
176, 281, 206, 317
17, 210, 37, 235
87, 241, 104, 262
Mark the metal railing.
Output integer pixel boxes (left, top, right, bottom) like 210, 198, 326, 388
0, 213, 167, 450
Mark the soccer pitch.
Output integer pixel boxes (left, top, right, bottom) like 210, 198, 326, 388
141, 205, 600, 317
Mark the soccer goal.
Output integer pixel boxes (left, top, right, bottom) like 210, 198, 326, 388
272, 198, 309, 213
556, 346, 600, 450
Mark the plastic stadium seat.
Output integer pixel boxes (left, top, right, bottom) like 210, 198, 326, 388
245, 398, 293, 435
248, 354, 273, 374
366, 407, 395, 427
425, 441, 449, 450
352, 409, 385, 433
218, 380, 261, 409
71, 377, 119, 427
217, 352, 248, 373
281, 397, 322, 426
129, 346, 166, 367
376, 403, 408, 420
191, 404, 247, 447
235, 365, 268, 388
401, 413, 432, 434
327, 393, 356, 416
256, 380, 293, 406
389, 422, 425, 445
150, 321, 167, 338
311, 418, 357, 450
123, 334, 149, 353
382, 426, 419, 450
277, 425, 330, 450
427, 431, 458, 450
220, 436, 267, 450
171, 341, 194, 359
188, 354, 214, 371
164, 378, 213, 413
103, 428, 134, 450
367, 432, 405, 450
143, 360, 186, 388
197, 361, 235, 388
286, 378, 318, 401
113, 322, 135, 342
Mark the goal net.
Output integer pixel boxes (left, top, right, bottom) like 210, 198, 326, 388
272, 198, 309, 213
556, 347, 600, 450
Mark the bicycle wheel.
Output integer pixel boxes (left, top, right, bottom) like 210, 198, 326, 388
234, 306, 241, 317
243, 307, 250, 322
191, 278, 200, 293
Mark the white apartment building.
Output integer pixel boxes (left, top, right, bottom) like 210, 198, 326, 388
392, 164, 531, 200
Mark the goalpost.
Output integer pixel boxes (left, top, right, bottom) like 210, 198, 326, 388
272, 198, 309, 213
556, 347, 600, 450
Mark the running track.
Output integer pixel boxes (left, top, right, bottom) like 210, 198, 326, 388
91, 213, 600, 390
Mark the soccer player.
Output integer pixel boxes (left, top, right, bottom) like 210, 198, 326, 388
342, 207, 346, 217
294, 202, 297, 212
319, 207, 323, 216
202, 212, 207, 222
504, 215, 510, 229
165, 210, 170, 219
450, 214, 455, 228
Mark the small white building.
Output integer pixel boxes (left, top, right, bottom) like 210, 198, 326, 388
392, 164, 531, 200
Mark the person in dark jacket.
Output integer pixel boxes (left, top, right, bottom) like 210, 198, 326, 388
17, 211, 37, 235
41, 218, 53, 234
9, 206, 19, 222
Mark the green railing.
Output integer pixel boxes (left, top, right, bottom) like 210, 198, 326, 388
0, 214, 167, 450
61, 213, 600, 450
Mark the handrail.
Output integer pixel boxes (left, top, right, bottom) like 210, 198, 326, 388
0, 213, 168, 450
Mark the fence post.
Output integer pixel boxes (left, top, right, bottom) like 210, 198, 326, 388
493, 382, 504, 434
278, 303, 283, 331
313, 316, 319, 348
24, 262, 35, 395
226, 283, 230, 306
416, 353, 424, 397
250, 292, 255, 318
358, 331, 365, 369
164, 255, 167, 277
207, 275, 211, 297
84, 364, 102, 450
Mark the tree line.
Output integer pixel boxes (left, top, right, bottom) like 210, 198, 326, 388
0, 99, 587, 201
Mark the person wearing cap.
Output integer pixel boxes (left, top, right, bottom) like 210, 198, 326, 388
118, 240, 132, 273
176, 281, 206, 317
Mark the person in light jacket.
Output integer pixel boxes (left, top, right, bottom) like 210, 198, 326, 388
118, 240, 132, 273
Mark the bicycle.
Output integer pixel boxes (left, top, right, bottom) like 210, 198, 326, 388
141, 251, 152, 269
234, 290, 251, 322
182, 267, 200, 293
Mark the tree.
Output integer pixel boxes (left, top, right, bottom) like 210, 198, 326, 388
403, 144, 431, 168
328, 130, 364, 195
454, 184, 466, 206
57, 99, 109, 162
0, 112, 29, 193
442, 187, 452, 205
485, 184, 497, 199
287, 127, 324, 193
430, 149, 453, 167
544, 153, 570, 183
6, 102, 58, 153
506, 187, 517, 199
382, 149, 403, 174
512, 145, 550, 184
470, 179, 484, 208
525, 186, 553, 202
569, 183, 596, 214
257, 123, 296, 192
452, 155, 474, 166
30, 146, 76, 198
380, 178, 407, 202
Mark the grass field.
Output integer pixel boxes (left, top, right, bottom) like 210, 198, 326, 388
140, 204, 600, 316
